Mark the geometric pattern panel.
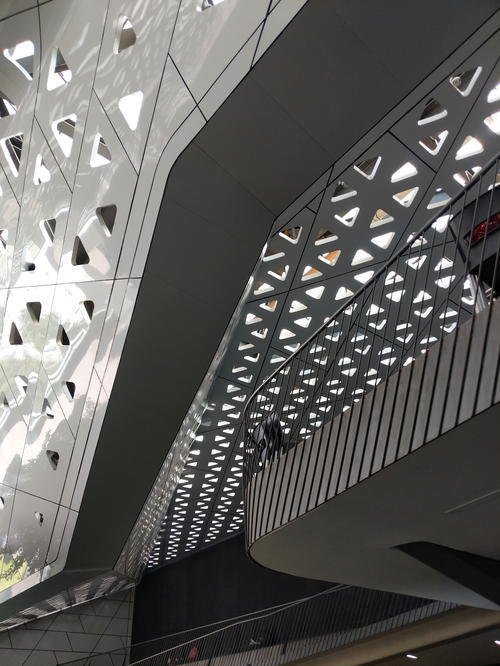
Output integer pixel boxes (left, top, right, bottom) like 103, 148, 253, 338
0, 0, 304, 616
148, 26, 500, 567
0, 0, 135, 606
244, 202, 483, 457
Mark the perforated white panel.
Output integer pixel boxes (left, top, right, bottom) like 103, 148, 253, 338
0, 0, 306, 613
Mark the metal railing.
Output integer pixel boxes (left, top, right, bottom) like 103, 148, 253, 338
244, 154, 500, 545
64, 585, 454, 665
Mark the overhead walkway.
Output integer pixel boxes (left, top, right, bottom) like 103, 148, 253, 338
244, 155, 500, 609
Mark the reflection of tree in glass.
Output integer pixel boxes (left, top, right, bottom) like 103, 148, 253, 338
0, 453, 52, 592
0, 554, 28, 591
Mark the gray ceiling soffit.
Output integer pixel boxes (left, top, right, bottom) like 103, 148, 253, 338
196, 1, 500, 213
67, 143, 276, 572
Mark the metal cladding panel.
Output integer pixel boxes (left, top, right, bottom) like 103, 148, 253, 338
0, 0, 305, 627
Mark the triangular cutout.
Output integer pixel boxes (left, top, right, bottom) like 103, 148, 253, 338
57, 325, 70, 346
455, 135, 483, 161
15, 375, 28, 396
90, 133, 111, 168
33, 153, 50, 184
0, 229, 8, 250
279, 226, 301, 244
354, 270, 374, 284
484, 111, 500, 136
254, 281, 273, 296
408, 231, 427, 247
251, 327, 268, 339
413, 290, 432, 304
418, 98, 447, 126
52, 114, 76, 157
331, 180, 357, 202
449, 66, 482, 97
408, 232, 427, 248
118, 90, 143, 130
370, 209, 393, 228
335, 286, 354, 300
294, 316, 311, 328
41, 218, 56, 244
353, 156, 381, 180
315, 227, 338, 245
391, 162, 417, 183
22, 259, 35, 272
268, 265, 289, 281
453, 167, 481, 187
245, 312, 262, 325
351, 249, 373, 266
301, 265, 323, 281
0, 92, 17, 118
334, 207, 359, 227
114, 16, 137, 54
279, 328, 295, 340
63, 381, 76, 400
270, 353, 286, 364
199, 0, 226, 10
1, 133, 23, 176
427, 188, 451, 209
9, 322, 22, 345
263, 244, 284, 261
289, 300, 307, 313
487, 82, 500, 103
318, 249, 341, 266
0, 393, 9, 408
96, 204, 116, 236
47, 48, 72, 91
42, 400, 54, 420
419, 130, 448, 156
305, 285, 324, 299
259, 299, 277, 312
435, 257, 453, 272
366, 304, 384, 316
71, 236, 89, 265
406, 256, 427, 270
3, 41, 34, 80
393, 187, 419, 207
82, 300, 94, 322
371, 232, 395, 249
46, 450, 59, 469
26, 301, 41, 323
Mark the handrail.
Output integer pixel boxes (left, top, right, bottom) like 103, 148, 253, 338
130, 585, 349, 665
62, 583, 455, 665
61, 592, 332, 666
243, 151, 500, 547
59, 586, 344, 665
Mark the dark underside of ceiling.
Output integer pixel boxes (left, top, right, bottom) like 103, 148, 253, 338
1, 0, 499, 622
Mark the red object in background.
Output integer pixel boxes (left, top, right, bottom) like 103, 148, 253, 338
469, 212, 500, 245
188, 646, 198, 659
